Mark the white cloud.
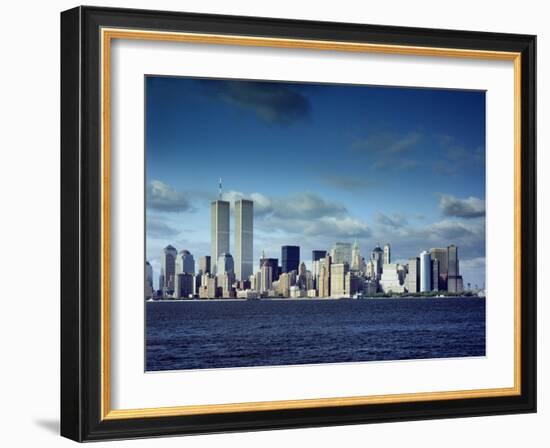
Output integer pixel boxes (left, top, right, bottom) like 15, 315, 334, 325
438, 194, 485, 218
146, 180, 193, 213
146, 218, 180, 238
223, 190, 346, 219
374, 212, 408, 229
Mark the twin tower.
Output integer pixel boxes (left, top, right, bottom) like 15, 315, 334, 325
211, 198, 253, 281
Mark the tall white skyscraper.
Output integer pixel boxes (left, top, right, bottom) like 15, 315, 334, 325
235, 199, 253, 281
260, 261, 273, 293
211, 200, 230, 274
420, 250, 432, 292
351, 241, 362, 271
383, 243, 391, 265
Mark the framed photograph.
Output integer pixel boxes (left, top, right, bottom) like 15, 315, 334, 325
60, 6, 536, 441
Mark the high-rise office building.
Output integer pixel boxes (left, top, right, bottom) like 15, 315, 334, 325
281, 245, 300, 273
365, 259, 376, 279
297, 262, 308, 290
259, 251, 279, 282
158, 271, 164, 294
430, 247, 449, 290
331, 242, 352, 265
318, 253, 332, 297
175, 249, 195, 274
161, 245, 177, 292
174, 273, 194, 299
383, 243, 391, 265
260, 261, 273, 293
145, 261, 153, 298
235, 199, 253, 281
312, 250, 326, 286
318, 266, 328, 297
371, 244, 384, 278
216, 253, 234, 275
331, 262, 349, 297
312, 250, 326, 262
447, 245, 464, 293
312, 249, 326, 280
432, 258, 439, 291
345, 272, 361, 296
278, 272, 291, 297
447, 244, 458, 276
420, 250, 432, 292
219, 272, 236, 297
211, 200, 230, 274
198, 255, 211, 275
205, 276, 219, 298
406, 257, 420, 293
380, 263, 405, 293
351, 241, 363, 271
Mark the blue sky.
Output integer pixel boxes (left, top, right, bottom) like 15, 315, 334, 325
146, 76, 486, 289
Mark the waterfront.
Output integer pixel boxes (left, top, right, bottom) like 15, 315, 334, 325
146, 297, 486, 371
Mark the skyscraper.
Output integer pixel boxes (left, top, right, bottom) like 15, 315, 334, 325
331, 263, 349, 297
216, 253, 234, 275
318, 253, 332, 297
312, 250, 326, 262
145, 261, 153, 298
175, 249, 195, 274
198, 255, 211, 275
260, 261, 273, 293
161, 245, 177, 293
432, 258, 439, 291
297, 262, 308, 290
235, 199, 253, 281
345, 272, 361, 296
281, 245, 300, 273
365, 259, 376, 279
420, 250, 432, 292
430, 247, 449, 290
447, 244, 458, 276
447, 245, 464, 293
406, 257, 420, 293
371, 244, 384, 278
158, 271, 165, 293
383, 243, 391, 265
312, 250, 326, 286
351, 241, 362, 271
211, 200, 230, 274
380, 263, 405, 293
259, 252, 279, 282
331, 242, 352, 265
174, 273, 194, 299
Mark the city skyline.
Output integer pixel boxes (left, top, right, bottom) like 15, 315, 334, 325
149, 201, 467, 299
146, 76, 486, 289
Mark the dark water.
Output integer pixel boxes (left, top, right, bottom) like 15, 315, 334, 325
146, 298, 485, 371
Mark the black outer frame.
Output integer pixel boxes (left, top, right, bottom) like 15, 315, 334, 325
60, 6, 536, 442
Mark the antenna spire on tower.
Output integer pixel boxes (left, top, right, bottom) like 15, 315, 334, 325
218, 177, 222, 200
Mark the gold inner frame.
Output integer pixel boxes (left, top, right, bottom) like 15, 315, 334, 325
100, 28, 522, 420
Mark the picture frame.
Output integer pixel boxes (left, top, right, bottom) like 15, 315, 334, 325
60, 5, 536, 442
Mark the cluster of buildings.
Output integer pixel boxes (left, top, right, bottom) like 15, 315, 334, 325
145, 195, 465, 300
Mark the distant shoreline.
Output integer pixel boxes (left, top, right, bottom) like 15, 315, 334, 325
148, 296, 485, 303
